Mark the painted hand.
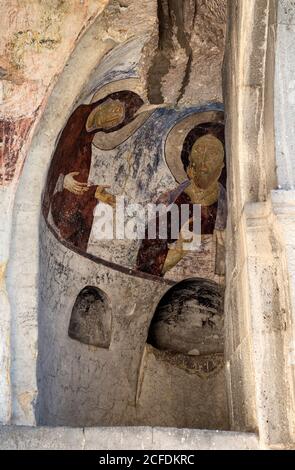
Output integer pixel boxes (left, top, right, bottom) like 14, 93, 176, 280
161, 217, 195, 274
162, 237, 185, 275
63, 172, 89, 195
95, 185, 116, 208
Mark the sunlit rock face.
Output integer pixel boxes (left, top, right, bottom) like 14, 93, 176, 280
147, 0, 227, 106
0, 0, 110, 185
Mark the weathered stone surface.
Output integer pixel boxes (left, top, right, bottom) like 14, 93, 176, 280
136, 345, 228, 430
1, 0, 158, 426
3, 0, 229, 430
147, 0, 227, 106
0, 426, 84, 450
275, 20, 295, 189
151, 427, 259, 451
84, 427, 154, 450
0, 425, 259, 450
0, 0, 110, 119
0, 0, 110, 186
1, 0, 295, 452
148, 279, 224, 356
278, 0, 295, 24
224, 0, 295, 449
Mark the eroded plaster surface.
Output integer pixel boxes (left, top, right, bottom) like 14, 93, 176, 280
36, 8, 228, 427
2, 0, 295, 451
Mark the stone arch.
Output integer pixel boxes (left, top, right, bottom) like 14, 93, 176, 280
4, 16, 128, 426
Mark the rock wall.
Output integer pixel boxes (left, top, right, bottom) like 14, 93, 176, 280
1, 0, 158, 425
0, 0, 110, 424
224, 0, 295, 449
2, 0, 229, 428
35, 1, 229, 428
3, 0, 295, 449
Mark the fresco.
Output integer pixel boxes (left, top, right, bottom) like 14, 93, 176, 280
43, 87, 226, 287
43, 81, 150, 251
39, 37, 229, 428
136, 120, 226, 281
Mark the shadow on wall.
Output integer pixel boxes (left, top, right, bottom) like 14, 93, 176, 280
68, 286, 111, 349
135, 278, 229, 430
147, 278, 224, 356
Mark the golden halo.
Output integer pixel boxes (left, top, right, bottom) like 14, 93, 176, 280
164, 110, 224, 183
90, 78, 155, 151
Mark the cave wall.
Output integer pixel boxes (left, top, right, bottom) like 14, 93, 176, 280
36, 2, 229, 427
2, 0, 230, 427
1, 0, 295, 450
1, 0, 158, 425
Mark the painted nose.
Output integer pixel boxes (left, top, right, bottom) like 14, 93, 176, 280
200, 161, 208, 172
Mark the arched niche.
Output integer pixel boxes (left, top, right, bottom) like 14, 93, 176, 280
68, 286, 111, 349
135, 278, 228, 430
147, 278, 224, 357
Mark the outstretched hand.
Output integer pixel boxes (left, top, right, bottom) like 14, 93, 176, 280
95, 185, 116, 208
64, 172, 89, 195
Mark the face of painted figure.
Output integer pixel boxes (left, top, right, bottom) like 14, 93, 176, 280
86, 98, 125, 132
187, 135, 224, 190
